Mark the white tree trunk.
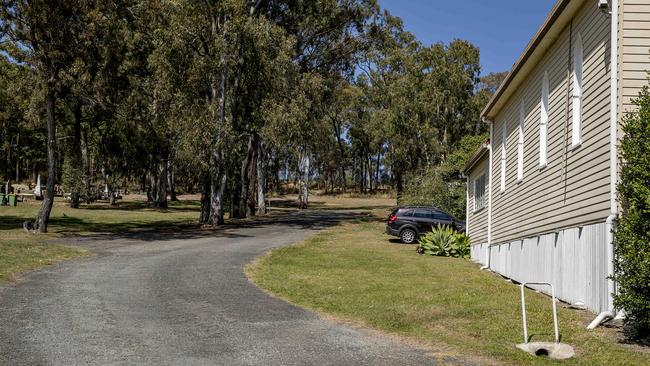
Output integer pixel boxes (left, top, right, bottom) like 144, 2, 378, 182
298, 152, 310, 209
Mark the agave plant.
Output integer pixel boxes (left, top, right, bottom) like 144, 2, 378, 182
417, 225, 471, 259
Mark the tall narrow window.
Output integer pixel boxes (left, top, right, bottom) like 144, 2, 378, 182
540, 72, 549, 166
474, 174, 486, 211
500, 122, 506, 192
572, 33, 583, 147
517, 100, 525, 182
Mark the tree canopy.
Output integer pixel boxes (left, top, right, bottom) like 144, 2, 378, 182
0, 0, 504, 231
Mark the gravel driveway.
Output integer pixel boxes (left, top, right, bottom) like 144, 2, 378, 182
0, 211, 444, 365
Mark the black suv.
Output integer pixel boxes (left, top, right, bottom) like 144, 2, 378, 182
386, 206, 465, 244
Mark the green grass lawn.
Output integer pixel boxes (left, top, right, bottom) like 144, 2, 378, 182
0, 196, 199, 282
247, 219, 650, 365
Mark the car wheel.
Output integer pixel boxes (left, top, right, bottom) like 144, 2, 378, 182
400, 228, 417, 244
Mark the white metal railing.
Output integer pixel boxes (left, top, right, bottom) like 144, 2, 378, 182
520, 282, 559, 343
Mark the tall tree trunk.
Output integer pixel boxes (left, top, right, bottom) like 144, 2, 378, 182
331, 117, 346, 193
154, 157, 168, 209
238, 135, 255, 218
82, 127, 92, 204
375, 151, 381, 191
148, 161, 156, 203
14, 133, 19, 182
199, 172, 211, 224
140, 171, 146, 194
365, 156, 370, 192
34, 87, 56, 233
109, 181, 117, 206
4, 140, 10, 182
209, 172, 226, 225
207, 40, 228, 227
247, 134, 258, 216
256, 140, 266, 215
360, 152, 366, 193
298, 151, 309, 209
274, 155, 281, 193
168, 157, 178, 201
69, 103, 82, 208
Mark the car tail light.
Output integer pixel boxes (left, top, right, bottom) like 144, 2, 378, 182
388, 215, 397, 223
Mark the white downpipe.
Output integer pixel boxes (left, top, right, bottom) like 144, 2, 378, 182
481, 120, 494, 270
589, 0, 618, 329
465, 175, 470, 238
588, 213, 617, 329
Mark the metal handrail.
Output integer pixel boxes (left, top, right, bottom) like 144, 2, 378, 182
520, 282, 559, 343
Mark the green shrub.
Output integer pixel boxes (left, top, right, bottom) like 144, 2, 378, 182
402, 134, 487, 220
417, 225, 470, 259
613, 85, 650, 340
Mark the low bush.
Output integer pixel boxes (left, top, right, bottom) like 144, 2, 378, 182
416, 225, 470, 259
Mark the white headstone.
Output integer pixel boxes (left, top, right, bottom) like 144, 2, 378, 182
35, 175, 42, 197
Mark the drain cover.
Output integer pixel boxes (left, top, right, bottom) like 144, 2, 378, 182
516, 342, 575, 360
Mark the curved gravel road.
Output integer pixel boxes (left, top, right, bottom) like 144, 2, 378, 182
0, 211, 443, 365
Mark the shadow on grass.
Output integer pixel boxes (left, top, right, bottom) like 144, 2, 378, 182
2, 199, 381, 244
51, 215, 197, 234
50, 210, 377, 244
78, 200, 201, 212
0, 214, 206, 240
0, 216, 30, 231
269, 199, 392, 212
0, 200, 200, 233
221, 209, 377, 230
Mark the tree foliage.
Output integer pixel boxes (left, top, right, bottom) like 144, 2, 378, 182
0, 0, 501, 231
402, 134, 488, 219
613, 85, 650, 340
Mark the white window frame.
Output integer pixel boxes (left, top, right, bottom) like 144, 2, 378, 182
517, 99, 525, 182
540, 72, 549, 167
500, 121, 506, 192
473, 173, 486, 212
571, 33, 583, 148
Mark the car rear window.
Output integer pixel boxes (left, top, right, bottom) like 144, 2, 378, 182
399, 209, 413, 217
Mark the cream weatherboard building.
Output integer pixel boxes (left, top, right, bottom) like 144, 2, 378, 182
461, 0, 650, 325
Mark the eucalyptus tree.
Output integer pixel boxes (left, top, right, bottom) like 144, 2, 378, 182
357, 11, 482, 199
265, 0, 378, 207
230, 12, 294, 218
0, 0, 96, 232
0, 58, 33, 183
159, 0, 255, 224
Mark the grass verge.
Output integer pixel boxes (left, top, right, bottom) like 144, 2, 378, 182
0, 196, 199, 282
247, 220, 650, 365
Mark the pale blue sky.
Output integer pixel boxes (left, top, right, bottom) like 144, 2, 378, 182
378, 0, 557, 75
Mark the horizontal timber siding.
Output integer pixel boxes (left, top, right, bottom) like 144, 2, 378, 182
467, 157, 488, 245
620, 0, 650, 114
490, 2, 611, 244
